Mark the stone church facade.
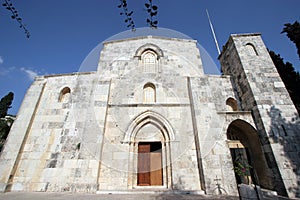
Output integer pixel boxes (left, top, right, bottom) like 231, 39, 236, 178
0, 29, 299, 198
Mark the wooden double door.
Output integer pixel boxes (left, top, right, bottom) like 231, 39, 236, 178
137, 142, 163, 186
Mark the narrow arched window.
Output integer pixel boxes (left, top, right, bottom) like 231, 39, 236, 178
142, 51, 157, 73
143, 83, 156, 103
226, 97, 238, 111
245, 43, 258, 56
58, 87, 71, 102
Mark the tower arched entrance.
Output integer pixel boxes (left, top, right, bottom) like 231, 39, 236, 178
227, 119, 272, 189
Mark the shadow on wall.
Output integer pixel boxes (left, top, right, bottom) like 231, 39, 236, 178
267, 106, 300, 197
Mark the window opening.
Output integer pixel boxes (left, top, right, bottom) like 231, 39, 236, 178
58, 87, 71, 102
143, 51, 157, 73
143, 83, 156, 103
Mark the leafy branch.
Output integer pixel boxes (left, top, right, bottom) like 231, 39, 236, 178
145, 0, 158, 28
233, 161, 252, 177
2, 0, 30, 38
117, 0, 135, 31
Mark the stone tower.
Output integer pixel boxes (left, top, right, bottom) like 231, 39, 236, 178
219, 33, 300, 197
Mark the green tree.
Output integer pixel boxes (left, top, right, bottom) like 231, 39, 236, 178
0, 92, 14, 152
282, 21, 300, 59
0, 92, 14, 118
269, 51, 300, 114
0, 119, 10, 151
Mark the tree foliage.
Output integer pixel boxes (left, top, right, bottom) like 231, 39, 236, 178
0, 92, 14, 118
117, 0, 158, 30
145, 0, 158, 28
0, 119, 10, 152
117, 0, 135, 31
269, 51, 300, 114
2, 0, 30, 38
0, 92, 14, 152
282, 21, 300, 59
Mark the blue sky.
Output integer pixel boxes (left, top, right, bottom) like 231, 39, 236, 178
0, 0, 299, 115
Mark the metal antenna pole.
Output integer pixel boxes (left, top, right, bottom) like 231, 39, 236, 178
206, 9, 221, 55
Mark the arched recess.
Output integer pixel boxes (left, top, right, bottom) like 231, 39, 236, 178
227, 119, 272, 189
226, 97, 238, 111
124, 110, 174, 189
245, 43, 258, 56
58, 87, 71, 102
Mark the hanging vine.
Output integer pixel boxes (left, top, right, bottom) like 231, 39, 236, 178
2, 0, 30, 38
117, 0, 159, 30
145, 0, 158, 28
117, 0, 135, 31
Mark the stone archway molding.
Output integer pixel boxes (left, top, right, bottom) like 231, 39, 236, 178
123, 110, 175, 143
134, 43, 164, 60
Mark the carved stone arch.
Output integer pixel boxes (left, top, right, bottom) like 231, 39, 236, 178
227, 119, 272, 189
135, 43, 164, 60
123, 110, 175, 143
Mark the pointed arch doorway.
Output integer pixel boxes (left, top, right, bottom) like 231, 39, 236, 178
124, 111, 175, 189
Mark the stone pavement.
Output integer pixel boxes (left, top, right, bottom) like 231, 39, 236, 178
0, 192, 239, 200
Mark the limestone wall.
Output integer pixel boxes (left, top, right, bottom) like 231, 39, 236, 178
0, 78, 46, 192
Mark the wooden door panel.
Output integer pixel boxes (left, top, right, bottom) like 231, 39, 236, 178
138, 142, 163, 186
150, 152, 162, 185
138, 144, 150, 186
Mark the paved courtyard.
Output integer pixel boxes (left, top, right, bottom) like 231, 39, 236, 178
0, 192, 239, 200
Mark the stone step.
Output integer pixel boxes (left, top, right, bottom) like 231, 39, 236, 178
0, 192, 240, 200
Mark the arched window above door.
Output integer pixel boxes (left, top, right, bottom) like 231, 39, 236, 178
143, 83, 156, 103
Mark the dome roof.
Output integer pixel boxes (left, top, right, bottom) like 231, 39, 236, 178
104, 27, 193, 42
